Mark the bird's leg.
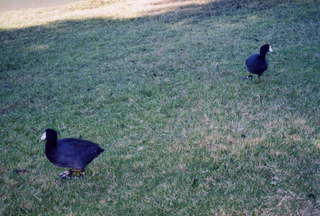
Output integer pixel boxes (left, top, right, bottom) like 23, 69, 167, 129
70, 169, 85, 177
257, 76, 261, 83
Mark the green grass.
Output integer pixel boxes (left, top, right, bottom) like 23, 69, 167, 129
1, 0, 320, 215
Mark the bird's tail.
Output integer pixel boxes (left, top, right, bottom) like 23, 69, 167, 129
97, 147, 105, 155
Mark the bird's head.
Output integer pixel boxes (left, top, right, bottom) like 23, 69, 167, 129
260, 44, 273, 54
41, 128, 58, 141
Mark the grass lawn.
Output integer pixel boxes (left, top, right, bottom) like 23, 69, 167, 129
1, 0, 320, 215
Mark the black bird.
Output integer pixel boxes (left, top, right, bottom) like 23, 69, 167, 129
41, 128, 104, 178
245, 44, 273, 82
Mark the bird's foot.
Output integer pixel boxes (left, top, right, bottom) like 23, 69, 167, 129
242, 75, 253, 80
59, 170, 72, 179
58, 169, 84, 179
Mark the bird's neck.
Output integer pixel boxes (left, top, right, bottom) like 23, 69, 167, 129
45, 139, 57, 152
45, 140, 58, 162
260, 52, 267, 59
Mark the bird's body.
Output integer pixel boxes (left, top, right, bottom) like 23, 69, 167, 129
41, 129, 104, 178
45, 138, 104, 169
245, 54, 268, 76
245, 44, 272, 81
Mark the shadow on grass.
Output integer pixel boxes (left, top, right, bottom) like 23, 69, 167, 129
0, 0, 298, 74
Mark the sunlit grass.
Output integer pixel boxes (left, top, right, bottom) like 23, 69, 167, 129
0, 0, 209, 29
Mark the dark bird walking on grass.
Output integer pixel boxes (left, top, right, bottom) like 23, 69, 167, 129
244, 44, 273, 82
41, 128, 104, 178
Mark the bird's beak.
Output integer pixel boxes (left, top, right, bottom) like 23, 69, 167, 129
269, 46, 273, 52
40, 132, 46, 141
